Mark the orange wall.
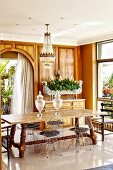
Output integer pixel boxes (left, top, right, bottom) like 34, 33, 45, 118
81, 44, 96, 109
74, 46, 83, 99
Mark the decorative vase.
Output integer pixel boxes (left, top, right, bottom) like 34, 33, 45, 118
53, 92, 62, 115
35, 91, 45, 117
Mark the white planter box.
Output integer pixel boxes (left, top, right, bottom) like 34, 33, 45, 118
42, 80, 83, 96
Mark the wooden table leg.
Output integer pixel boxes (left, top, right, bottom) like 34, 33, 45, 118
10, 124, 16, 148
87, 117, 97, 145
19, 124, 26, 158
75, 118, 79, 128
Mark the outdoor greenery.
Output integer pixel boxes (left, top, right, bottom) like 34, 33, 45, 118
0, 60, 16, 114
108, 73, 113, 88
47, 78, 80, 91
0, 60, 9, 73
103, 73, 113, 88
103, 73, 113, 98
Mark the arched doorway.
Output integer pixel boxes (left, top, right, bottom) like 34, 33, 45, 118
0, 51, 34, 114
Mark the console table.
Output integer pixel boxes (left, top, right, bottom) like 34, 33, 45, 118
45, 99, 85, 110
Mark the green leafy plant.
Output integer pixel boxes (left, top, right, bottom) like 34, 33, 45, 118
0, 61, 16, 114
108, 73, 113, 88
47, 78, 80, 91
0, 60, 9, 73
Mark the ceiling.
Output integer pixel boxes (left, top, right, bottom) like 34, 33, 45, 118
1, 0, 113, 45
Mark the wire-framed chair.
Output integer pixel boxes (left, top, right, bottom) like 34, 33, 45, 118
40, 116, 64, 158
68, 115, 92, 152
26, 122, 41, 141
2, 121, 12, 159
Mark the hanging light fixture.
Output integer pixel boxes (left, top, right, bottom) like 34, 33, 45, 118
40, 24, 55, 66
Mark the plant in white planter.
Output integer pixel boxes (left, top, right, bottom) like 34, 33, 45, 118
47, 78, 80, 91
42, 78, 83, 99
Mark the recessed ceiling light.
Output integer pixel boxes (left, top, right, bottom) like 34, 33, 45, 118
28, 17, 32, 19
61, 17, 64, 20
16, 24, 19, 26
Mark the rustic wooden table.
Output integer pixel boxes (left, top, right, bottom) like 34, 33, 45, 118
1, 109, 98, 158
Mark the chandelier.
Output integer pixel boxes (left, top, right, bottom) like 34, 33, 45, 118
40, 24, 55, 66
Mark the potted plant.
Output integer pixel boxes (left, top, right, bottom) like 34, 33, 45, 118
47, 78, 80, 91
42, 78, 83, 97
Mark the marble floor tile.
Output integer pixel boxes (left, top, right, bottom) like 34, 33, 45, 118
2, 133, 113, 170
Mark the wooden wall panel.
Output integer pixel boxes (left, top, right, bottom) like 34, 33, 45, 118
16, 44, 34, 60
1, 51, 17, 59
74, 46, 82, 80
54, 47, 59, 71
59, 48, 74, 79
0, 44, 12, 51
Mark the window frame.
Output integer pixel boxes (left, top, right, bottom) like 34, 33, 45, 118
97, 40, 113, 101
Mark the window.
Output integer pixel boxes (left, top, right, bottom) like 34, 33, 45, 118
97, 41, 113, 60
97, 41, 113, 99
97, 40, 113, 113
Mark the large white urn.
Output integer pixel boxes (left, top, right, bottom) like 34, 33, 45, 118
35, 91, 45, 117
53, 92, 62, 115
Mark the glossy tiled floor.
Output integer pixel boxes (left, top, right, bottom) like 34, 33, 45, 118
2, 133, 113, 170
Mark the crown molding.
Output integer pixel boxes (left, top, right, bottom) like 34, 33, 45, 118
0, 33, 42, 43
0, 33, 78, 46
1, 32, 113, 46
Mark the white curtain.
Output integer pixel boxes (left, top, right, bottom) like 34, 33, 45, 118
11, 53, 33, 114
